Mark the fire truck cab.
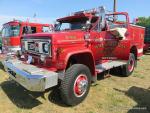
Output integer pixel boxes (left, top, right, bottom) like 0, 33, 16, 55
1, 20, 53, 54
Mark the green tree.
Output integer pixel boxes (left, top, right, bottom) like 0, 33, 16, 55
0, 30, 2, 49
136, 17, 150, 27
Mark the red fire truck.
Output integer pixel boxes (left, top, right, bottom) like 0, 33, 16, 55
3, 6, 145, 106
1, 20, 53, 54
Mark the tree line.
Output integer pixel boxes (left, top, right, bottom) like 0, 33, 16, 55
136, 17, 150, 27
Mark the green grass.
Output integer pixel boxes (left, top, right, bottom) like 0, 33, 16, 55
0, 54, 150, 113
133, 73, 145, 79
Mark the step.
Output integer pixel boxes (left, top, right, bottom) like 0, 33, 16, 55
96, 60, 127, 73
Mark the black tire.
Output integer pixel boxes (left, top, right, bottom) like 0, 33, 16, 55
121, 53, 136, 77
60, 64, 91, 106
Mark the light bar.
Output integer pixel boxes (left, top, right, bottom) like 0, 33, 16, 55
69, 6, 106, 16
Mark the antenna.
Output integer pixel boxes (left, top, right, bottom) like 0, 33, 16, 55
113, 0, 117, 12
113, 0, 117, 21
33, 13, 37, 22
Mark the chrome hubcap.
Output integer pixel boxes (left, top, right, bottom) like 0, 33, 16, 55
128, 58, 134, 72
74, 74, 88, 97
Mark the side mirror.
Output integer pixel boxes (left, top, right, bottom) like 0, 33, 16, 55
54, 22, 60, 31
27, 26, 31, 32
54, 23, 58, 28
24, 26, 32, 34
82, 21, 91, 30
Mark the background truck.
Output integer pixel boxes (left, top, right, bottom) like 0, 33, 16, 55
3, 6, 145, 106
1, 20, 53, 54
0, 36, 2, 53
144, 27, 150, 51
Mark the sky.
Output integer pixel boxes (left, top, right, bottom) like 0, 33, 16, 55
0, 0, 149, 28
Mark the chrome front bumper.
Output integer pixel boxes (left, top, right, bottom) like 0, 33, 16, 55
3, 59, 58, 92
2, 46, 21, 53
9, 46, 21, 52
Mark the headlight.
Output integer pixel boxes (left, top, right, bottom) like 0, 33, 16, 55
43, 43, 49, 53
40, 54, 46, 62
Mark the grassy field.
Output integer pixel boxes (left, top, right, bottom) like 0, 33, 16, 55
0, 54, 150, 113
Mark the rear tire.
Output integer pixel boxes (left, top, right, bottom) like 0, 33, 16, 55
121, 53, 136, 77
60, 64, 91, 106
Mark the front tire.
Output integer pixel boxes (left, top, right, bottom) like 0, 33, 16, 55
60, 64, 91, 106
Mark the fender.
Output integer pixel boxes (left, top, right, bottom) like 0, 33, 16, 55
57, 46, 96, 75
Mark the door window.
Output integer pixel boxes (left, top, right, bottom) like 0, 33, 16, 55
106, 14, 127, 29
22, 26, 37, 34
42, 26, 52, 32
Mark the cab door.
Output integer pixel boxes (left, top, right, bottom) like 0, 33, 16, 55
102, 13, 131, 60
90, 13, 131, 61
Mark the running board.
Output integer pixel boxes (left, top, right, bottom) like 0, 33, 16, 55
96, 61, 127, 73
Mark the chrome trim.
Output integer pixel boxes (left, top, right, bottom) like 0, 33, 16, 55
2, 46, 21, 56
22, 38, 51, 56
3, 59, 58, 92
3, 46, 21, 52
9, 46, 21, 51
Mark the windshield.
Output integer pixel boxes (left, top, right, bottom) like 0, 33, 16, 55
55, 22, 87, 31
2, 25, 20, 38
55, 16, 89, 31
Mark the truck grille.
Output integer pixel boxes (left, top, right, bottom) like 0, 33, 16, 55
22, 39, 51, 56
28, 42, 36, 51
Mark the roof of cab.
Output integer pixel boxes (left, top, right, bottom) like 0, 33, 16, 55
3, 20, 52, 27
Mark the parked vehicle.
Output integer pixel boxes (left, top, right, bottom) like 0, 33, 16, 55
0, 37, 2, 53
3, 6, 145, 106
144, 27, 150, 51
1, 20, 53, 54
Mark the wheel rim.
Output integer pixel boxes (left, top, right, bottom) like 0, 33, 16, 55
73, 74, 88, 97
128, 58, 134, 72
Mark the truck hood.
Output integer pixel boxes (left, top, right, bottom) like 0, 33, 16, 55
50, 30, 85, 35
24, 30, 87, 44
52, 30, 85, 40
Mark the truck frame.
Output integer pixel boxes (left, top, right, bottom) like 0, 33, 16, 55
3, 6, 145, 106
